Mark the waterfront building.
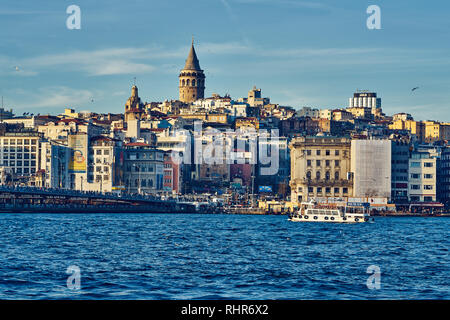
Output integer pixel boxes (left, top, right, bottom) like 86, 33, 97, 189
258, 136, 290, 198
351, 139, 392, 199
438, 146, 450, 207
123, 143, 164, 194
40, 140, 70, 189
390, 138, 411, 203
408, 146, 439, 202
163, 152, 181, 194
0, 131, 42, 178
179, 40, 205, 103
88, 136, 124, 193
289, 136, 353, 203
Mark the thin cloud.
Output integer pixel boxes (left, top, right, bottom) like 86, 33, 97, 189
12, 87, 96, 110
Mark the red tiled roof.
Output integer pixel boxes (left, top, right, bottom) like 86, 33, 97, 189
125, 142, 150, 147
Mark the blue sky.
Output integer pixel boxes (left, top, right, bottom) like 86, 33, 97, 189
0, 0, 449, 121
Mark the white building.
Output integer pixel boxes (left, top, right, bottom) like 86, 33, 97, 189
351, 139, 392, 199
0, 132, 41, 177
408, 147, 438, 202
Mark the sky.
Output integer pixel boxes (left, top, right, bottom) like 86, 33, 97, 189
0, 0, 449, 121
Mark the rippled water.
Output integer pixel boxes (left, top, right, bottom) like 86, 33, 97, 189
0, 214, 448, 299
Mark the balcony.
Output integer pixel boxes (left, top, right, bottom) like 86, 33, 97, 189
301, 178, 353, 187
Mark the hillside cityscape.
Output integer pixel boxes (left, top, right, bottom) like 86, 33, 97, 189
1, 41, 449, 214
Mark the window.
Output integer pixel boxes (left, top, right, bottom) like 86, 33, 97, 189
343, 188, 348, 194
424, 185, 433, 190
334, 187, 340, 194
410, 173, 420, 179
306, 150, 311, 156
424, 162, 433, 168
424, 196, 433, 202
335, 172, 340, 180
326, 160, 330, 167
410, 162, 420, 168
317, 187, 322, 193
326, 150, 330, 156
308, 187, 314, 193
316, 160, 321, 167
316, 171, 321, 180
424, 174, 433, 179
326, 187, 331, 194
325, 171, 330, 180
307, 160, 312, 167
411, 185, 420, 190
306, 171, 311, 179
335, 160, 340, 167
335, 150, 339, 156
316, 150, 321, 156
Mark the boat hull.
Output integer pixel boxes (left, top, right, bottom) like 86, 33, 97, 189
289, 215, 369, 223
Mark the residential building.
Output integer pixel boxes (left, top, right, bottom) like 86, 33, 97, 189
408, 147, 439, 202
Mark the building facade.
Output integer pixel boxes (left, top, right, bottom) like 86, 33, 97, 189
123, 143, 164, 194
351, 139, 392, 199
408, 147, 438, 202
290, 136, 353, 203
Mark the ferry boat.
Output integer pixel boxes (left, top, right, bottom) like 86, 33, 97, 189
288, 199, 371, 223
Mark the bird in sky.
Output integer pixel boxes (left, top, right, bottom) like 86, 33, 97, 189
14, 66, 20, 72
412, 87, 420, 92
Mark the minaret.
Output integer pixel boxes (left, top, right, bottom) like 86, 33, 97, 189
179, 39, 205, 103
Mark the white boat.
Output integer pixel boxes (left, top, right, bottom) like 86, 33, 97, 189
288, 199, 371, 223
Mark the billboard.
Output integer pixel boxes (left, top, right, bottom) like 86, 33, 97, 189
258, 186, 272, 193
68, 135, 88, 173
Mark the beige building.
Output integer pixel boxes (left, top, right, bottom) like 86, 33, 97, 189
409, 148, 438, 202
389, 119, 426, 142
289, 136, 353, 203
179, 40, 205, 103
423, 121, 450, 143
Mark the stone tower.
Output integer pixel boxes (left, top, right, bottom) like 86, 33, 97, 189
179, 40, 205, 103
125, 85, 144, 123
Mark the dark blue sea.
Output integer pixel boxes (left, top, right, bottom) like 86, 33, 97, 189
0, 214, 448, 300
